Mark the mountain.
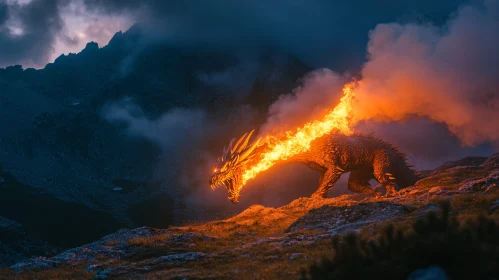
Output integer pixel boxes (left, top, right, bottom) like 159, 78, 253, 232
4, 153, 499, 279
0, 24, 311, 251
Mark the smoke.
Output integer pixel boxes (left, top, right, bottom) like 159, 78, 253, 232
355, 117, 493, 170
103, 100, 208, 153
102, 99, 277, 211
260, 69, 348, 136
259, 1, 498, 170
353, 0, 499, 146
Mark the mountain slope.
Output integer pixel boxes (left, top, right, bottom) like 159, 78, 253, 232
5, 153, 499, 279
0, 23, 311, 249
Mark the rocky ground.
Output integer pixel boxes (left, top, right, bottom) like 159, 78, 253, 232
2, 153, 499, 279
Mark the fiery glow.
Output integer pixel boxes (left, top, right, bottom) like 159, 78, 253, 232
241, 82, 357, 185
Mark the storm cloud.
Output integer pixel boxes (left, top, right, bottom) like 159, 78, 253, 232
81, 0, 469, 70
0, 0, 468, 69
0, 0, 63, 68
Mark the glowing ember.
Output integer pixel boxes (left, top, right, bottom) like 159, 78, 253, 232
241, 82, 357, 185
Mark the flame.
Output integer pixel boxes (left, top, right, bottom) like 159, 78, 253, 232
241, 82, 357, 186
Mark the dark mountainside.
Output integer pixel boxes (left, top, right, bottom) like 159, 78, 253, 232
0, 24, 311, 262
3, 153, 498, 279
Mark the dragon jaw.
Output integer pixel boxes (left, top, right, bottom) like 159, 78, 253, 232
209, 129, 261, 203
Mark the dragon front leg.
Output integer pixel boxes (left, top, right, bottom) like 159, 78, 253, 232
311, 168, 342, 198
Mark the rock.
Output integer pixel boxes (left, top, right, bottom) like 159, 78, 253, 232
418, 202, 440, 215
407, 266, 448, 280
289, 253, 304, 260
93, 266, 130, 279
458, 184, 475, 193
432, 157, 488, 174
11, 226, 172, 271
402, 204, 417, 213
400, 187, 424, 196
288, 202, 406, 233
428, 186, 443, 194
167, 232, 218, 244
10, 257, 58, 271
150, 252, 206, 265
480, 153, 499, 170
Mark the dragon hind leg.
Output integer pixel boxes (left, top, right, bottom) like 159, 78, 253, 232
373, 150, 400, 196
348, 167, 376, 195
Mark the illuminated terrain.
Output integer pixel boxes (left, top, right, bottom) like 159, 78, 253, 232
5, 153, 499, 279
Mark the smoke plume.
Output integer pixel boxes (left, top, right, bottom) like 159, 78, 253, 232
353, 0, 499, 146
103, 100, 208, 153
260, 69, 349, 136
260, 1, 498, 169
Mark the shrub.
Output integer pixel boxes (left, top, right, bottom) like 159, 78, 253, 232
302, 201, 499, 279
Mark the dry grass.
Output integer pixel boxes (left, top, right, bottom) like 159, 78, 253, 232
143, 238, 335, 279
416, 168, 489, 190
127, 231, 177, 247
430, 190, 499, 214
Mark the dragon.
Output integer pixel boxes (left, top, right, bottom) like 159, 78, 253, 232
209, 130, 419, 203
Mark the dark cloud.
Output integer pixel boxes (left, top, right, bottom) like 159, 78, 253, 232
0, 0, 63, 68
0, 2, 8, 26
0, 0, 469, 69
81, 0, 468, 70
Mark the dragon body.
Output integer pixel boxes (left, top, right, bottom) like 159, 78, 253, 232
209, 131, 418, 203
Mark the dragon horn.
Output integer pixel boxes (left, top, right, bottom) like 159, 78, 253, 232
231, 132, 248, 154
228, 138, 236, 155
240, 137, 261, 160
233, 154, 240, 165
237, 129, 255, 154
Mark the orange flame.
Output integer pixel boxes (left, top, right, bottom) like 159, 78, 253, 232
241, 82, 357, 186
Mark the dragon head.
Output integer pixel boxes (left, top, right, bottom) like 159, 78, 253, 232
209, 130, 261, 203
